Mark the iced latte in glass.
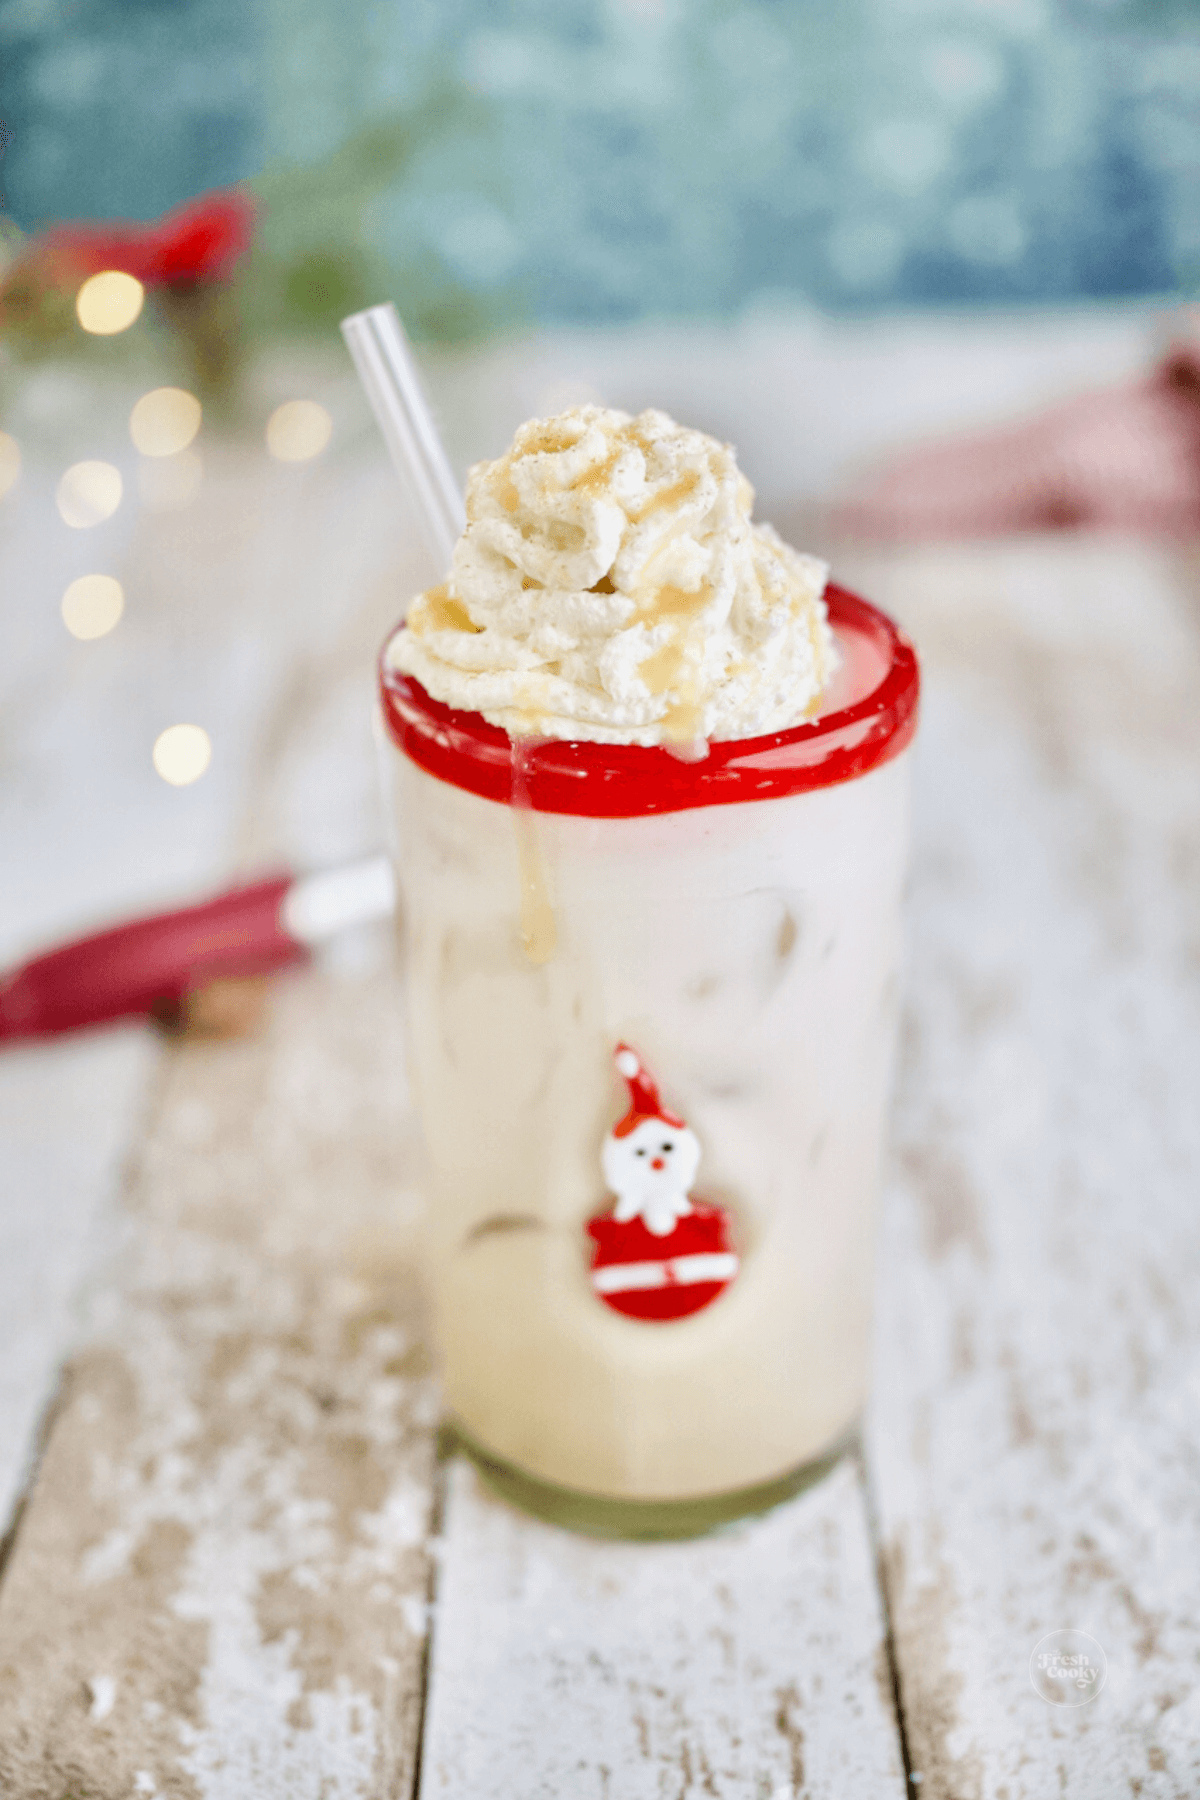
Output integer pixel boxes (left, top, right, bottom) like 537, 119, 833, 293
377, 407, 918, 1536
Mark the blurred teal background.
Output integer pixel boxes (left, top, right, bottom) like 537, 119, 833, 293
1, 0, 1198, 337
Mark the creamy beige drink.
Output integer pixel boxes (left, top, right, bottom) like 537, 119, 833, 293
379, 406, 918, 1527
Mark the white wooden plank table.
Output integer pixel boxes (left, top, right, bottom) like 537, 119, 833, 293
844, 537, 1200, 1800
1, 410, 1198, 1797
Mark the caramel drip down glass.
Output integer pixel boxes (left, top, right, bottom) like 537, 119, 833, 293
378, 584, 918, 1539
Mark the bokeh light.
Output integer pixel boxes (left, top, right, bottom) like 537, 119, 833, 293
75, 270, 145, 335
138, 449, 204, 511
152, 724, 212, 786
0, 432, 20, 498
266, 400, 333, 462
61, 574, 125, 640
56, 461, 123, 528
129, 387, 202, 457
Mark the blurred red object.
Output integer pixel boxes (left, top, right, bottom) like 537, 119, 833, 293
840, 331, 1200, 540
0, 874, 301, 1044
25, 188, 256, 290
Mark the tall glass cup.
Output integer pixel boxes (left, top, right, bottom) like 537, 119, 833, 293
378, 585, 918, 1537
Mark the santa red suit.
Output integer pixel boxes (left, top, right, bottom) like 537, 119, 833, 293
587, 1043, 739, 1322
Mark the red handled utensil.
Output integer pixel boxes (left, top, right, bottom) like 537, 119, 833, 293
0, 855, 395, 1044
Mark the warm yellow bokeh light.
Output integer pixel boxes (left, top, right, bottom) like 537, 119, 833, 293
266, 399, 333, 463
138, 449, 203, 512
56, 461, 123, 528
76, 270, 145, 335
152, 723, 212, 786
0, 432, 20, 498
62, 574, 124, 640
129, 387, 202, 458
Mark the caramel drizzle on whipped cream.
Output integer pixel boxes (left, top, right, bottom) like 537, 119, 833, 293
391, 404, 833, 750
408, 583, 482, 637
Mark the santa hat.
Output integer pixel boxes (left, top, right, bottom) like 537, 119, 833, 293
611, 1043, 685, 1138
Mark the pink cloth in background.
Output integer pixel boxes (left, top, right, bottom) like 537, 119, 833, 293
840, 338, 1200, 540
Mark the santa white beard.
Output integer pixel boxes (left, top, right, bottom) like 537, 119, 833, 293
612, 1188, 695, 1237
601, 1119, 702, 1235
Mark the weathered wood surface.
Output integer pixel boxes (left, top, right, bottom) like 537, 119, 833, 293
845, 537, 1200, 1800
0, 969, 438, 1799
5, 392, 1200, 1798
0, 426, 443, 1796
420, 1456, 905, 1800
0, 422, 421, 1533
0, 437, 159, 1535
0, 1026, 156, 1532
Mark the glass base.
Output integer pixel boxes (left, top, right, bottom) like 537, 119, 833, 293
446, 1420, 859, 1541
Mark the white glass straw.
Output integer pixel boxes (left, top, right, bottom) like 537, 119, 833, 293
340, 303, 466, 575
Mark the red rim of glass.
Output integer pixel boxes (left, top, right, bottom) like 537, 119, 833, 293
378, 583, 919, 818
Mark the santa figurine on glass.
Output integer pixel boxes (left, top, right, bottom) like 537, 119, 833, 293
587, 1043, 739, 1322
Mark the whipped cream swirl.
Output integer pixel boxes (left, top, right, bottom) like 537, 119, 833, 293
387, 405, 833, 746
